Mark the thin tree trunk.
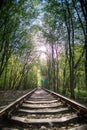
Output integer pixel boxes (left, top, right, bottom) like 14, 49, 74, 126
62, 0, 75, 98
47, 58, 51, 90
85, 24, 87, 87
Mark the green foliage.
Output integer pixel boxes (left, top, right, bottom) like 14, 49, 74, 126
0, 55, 21, 89
0, 0, 87, 102
40, 65, 47, 76
0, 0, 40, 90
27, 66, 38, 88
40, 0, 87, 98
0, 55, 39, 90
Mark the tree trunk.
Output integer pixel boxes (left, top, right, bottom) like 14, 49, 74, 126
85, 24, 87, 87
62, 0, 75, 98
47, 58, 51, 90
51, 43, 56, 91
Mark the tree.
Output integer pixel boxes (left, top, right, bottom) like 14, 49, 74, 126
41, 0, 86, 98
0, 0, 40, 89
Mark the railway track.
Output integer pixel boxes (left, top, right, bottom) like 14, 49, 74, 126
0, 87, 87, 130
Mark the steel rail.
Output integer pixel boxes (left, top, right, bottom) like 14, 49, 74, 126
0, 87, 87, 120
43, 88, 87, 117
0, 88, 37, 118
0, 87, 87, 130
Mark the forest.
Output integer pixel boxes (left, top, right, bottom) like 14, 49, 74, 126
0, 0, 87, 101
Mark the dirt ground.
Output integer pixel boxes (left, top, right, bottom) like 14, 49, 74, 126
0, 90, 30, 109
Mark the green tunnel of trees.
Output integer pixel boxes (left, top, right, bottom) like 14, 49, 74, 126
0, 0, 87, 100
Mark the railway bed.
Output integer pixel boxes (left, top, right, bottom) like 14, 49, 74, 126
0, 87, 87, 130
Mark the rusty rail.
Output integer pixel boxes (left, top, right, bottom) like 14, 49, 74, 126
0, 87, 87, 130
0, 88, 37, 118
43, 88, 87, 117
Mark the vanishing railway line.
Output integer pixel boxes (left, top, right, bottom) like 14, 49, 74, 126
0, 87, 87, 130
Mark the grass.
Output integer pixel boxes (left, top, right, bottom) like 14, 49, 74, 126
75, 88, 87, 98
